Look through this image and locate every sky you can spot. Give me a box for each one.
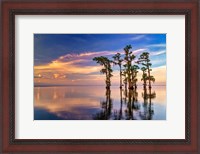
[34,34,166,86]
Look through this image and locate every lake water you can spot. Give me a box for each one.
[34,86,166,120]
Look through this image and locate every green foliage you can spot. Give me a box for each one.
[93,45,156,90]
[112,53,123,87]
[138,52,155,88]
[123,45,137,89]
[93,56,113,88]
[112,53,123,65]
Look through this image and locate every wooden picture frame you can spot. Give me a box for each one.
[1,0,199,153]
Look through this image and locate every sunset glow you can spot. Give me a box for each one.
[34,34,166,86]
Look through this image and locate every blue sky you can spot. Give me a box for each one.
[34,34,166,85]
[34,34,166,67]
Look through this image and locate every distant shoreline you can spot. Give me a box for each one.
[34,85,166,87]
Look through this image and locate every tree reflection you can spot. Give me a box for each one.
[93,89,112,120]
[124,89,140,120]
[113,88,123,120]
[140,87,156,120]
[118,89,123,120]
[93,86,156,120]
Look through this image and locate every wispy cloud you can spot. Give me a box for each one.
[132,48,147,55]
[56,48,147,63]
[146,43,166,48]
[57,51,117,62]
[130,35,147,41]
[35,60,101,75]
[150,50,166,56]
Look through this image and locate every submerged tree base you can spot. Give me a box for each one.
[128,87,134,90]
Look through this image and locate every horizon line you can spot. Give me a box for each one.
[34,84,166,87]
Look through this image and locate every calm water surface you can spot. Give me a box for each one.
[34,86,166,120]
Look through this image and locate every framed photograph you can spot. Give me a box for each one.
[1,0,199,153]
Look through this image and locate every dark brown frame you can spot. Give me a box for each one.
[1,0,199,153]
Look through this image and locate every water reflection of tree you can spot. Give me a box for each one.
[93,89,112,120]
[140,87,156,120]
[114,88,140,120]
[114,89,123,120]
[93,87,156,120]
[124,89,140,120]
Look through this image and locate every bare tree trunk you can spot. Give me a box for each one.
[148,88,152,120]
[142,71,146,90]
[105,69,109,89]
[119,89,123,119]
[125,81,127,90]
[119,65,122,89]
[147,67,151,89]
[128,71,133,89]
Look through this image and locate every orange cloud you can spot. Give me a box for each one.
[34,50,166,86]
